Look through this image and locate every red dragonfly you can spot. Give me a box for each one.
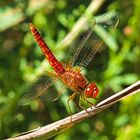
[21,12,118,113]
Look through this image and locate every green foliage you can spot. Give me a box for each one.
[0,0,140,139]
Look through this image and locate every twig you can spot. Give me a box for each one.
[7,81,140,140]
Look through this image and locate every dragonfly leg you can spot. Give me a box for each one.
[82,95,100,111]
[79,94,91,115]
[67,92,77,121]
[83,95,94,106]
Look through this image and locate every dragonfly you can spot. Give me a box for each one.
[20,12,118,114]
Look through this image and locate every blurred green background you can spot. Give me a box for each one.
[0,0,140,139]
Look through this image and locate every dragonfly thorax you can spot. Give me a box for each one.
[60,68,88,92]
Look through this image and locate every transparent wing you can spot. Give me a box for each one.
[19,73,58,105]
[71,11,119,68]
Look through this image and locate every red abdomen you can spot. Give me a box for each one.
[30,23,65,75]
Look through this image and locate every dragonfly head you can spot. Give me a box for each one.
[85,83,99,99]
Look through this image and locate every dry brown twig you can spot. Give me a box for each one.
[7,80,140,140]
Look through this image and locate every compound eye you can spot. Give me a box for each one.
[85,83,99,98]
[92,86,99,98]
